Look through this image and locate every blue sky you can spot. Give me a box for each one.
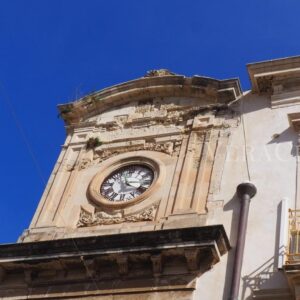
[0,0,299,243]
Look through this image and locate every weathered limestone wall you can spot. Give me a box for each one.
[21,95,239,243]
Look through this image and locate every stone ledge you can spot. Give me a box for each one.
[0,225,229,262]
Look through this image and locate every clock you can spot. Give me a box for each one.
[100,164,154,202]
[87,154,164,209]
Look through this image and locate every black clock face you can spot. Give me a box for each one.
[100,164,154,202]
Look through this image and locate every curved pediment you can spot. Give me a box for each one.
[58,70,242,126]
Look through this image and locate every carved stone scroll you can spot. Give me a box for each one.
[77,204,158,227]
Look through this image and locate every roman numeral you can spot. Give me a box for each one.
[127,167,135,174]
[101,188,113,197]
[112,174,120,180]
[102,182,112,188]
[142,179,151,185]
[137,186,147,193]
[111,192,118,198]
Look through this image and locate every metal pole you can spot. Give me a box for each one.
[229,182,257,300]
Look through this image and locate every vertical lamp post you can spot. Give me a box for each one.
[229,182,257,300]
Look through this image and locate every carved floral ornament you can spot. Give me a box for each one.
[77,204,158,227]
[76,140,182,171]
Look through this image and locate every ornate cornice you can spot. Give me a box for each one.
[58,74,242,126]
[248,56,300,108]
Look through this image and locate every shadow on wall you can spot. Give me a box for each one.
[222,192,290,299]
[237,91,270,115]
[241,254,288,299]
[267,126,298,157]
[242,200,290,299]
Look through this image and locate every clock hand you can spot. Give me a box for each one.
[125,177,141,188]
[128,178,151,185]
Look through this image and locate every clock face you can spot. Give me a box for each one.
[100,164,154,202]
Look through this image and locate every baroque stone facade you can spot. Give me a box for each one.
[3,58,300,299]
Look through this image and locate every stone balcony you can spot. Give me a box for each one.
[0,226,230,299]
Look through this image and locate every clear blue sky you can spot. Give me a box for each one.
[0,0,298,243]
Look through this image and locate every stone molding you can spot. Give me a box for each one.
[58,74,241,126]
[248,56,300,108]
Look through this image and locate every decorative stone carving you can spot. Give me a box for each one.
[77,204,158,227]
[248,58,300,108]
[144,69,176,77]
[256,76,274,94]
[94,140,182,163]
[63,162,76,172]
[78,158,92,170]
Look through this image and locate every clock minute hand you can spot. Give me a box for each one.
[125,177,141,188]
